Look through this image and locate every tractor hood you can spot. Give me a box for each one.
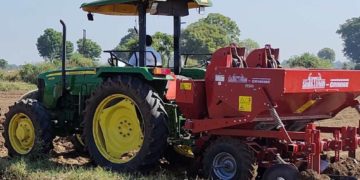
[81,0,212,16]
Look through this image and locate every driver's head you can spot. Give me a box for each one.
[146,35,153,46]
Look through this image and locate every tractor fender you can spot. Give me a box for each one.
[96,67,170,96]
[96,67,154,81]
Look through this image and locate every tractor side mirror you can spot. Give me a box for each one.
[87,12,94,21]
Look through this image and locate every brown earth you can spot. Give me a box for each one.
[0,91,360,178]
[299,169,331,180]
[323,158,360,178]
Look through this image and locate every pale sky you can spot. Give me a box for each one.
[0,0,359,65]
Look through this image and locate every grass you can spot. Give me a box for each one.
[0,157,177,180]
[0,81,36,91]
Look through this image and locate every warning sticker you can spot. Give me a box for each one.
[180,82,192,90]
[239,96,252,112]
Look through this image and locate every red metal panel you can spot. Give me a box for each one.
[165,74,176,100]
[203,66,360,123]
[284,70,360,93]
[246,45,280,68]
[175,80,207,119]
[185,117,254,133]
[209,129,306,140]
[205,67,285,119]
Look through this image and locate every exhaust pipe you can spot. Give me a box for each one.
[60,20,66,96]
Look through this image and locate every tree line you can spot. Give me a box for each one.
[36,28,102,61]
[32,13,360,69]
[1,13,360,84]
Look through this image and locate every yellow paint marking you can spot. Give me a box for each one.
[295,100,317,113]
[46,70,96,77]
[239,96,252,112]
[180,82,192,91]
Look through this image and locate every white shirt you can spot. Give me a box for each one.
[128,46,162,66]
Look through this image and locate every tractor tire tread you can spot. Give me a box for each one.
[203,137,257,180]
[82,75,168,172]
[3,99,53,157]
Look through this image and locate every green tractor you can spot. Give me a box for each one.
[3,0,211,172]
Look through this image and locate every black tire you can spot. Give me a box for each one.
[82,76,169,172]
[70,134,87,154]
[203,137,257,180]
[3,99,53,157]
[19,90,38,101]
[164,145,194,165]
[262,164,299,180]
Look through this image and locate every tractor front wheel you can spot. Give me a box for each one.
[202,137,257,180]
[83,76,169,172]
[3,99,53,156]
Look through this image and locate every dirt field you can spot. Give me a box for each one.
[0,91,360,179]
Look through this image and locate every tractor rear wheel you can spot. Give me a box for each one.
[70,134,87,153]
[3,99,53,156]
[202,137,257,180]
[82,76,169,172]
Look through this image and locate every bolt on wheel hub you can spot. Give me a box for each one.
[212,152,237,180]
[93,94,144,163]
[8,113,35,154]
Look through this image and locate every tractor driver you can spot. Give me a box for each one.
[129,35,162,67]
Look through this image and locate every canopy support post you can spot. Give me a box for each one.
[138,2,147,67]
[174,16,181,75]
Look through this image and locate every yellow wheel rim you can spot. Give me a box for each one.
[93,94,144,164]
[8,113,35,155]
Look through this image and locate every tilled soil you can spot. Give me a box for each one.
[1,91,360,178]
[323,158,360,178]
[299,158,360,180]
[299,169,331,180]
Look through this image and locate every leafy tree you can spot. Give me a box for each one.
[181,13,240,54]
[182,22,229,54]
[0,59,8,69]
[199,13,241,43]
[239,39,260,54]
[77,39,102,60]
[152,32,173,66]
[355,64,360,70]
[37,28,74,61]
[19,62,57,84]
[115,29,173,65]
[69,52,98,67]
[317,48,335,62]
[337,17,360,63]
[287,53,332,69]
[114,28,139,60]
[342,62,351,70]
